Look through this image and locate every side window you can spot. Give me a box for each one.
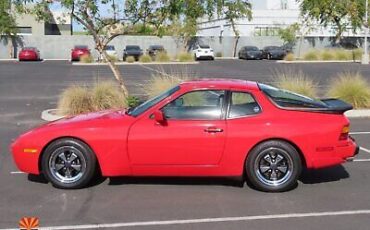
[228,92,261,118]
[162,90,225,120]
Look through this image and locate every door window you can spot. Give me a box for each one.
[228,92,261,118]
[162,90,225,120]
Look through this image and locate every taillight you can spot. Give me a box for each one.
[339,125,350,140]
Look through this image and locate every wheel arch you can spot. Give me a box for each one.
[38,136,102,175]
[245,138,307,169]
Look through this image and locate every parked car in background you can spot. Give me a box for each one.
[11,79,358,192]
[18,47,40,61]
[280,43,294,54]
[262,46,287,60]
[123,45,143,61]
[147,45,166,58]
[99,45,117,61]
[238,46,263,60]
[71,45,91,61]
[192,44,214,60]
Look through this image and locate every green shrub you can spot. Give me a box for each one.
[91,81,127,111]
[335,49,351,60]
[303,50,319,61]
[215,52,223,57]
[139,55,152,63]
[126,56,136,63]
[352,48,363,60]
[176,52,194,62]
[328,72,370,108]
[126,96,141,108]
[284,53,295,61]
[155,52,171,62]
[320,49,335,60]
[143,70,191,98]
[57,81,128,116]
[274,69,317,98]
[79,54,94,63]
[57,86,93,116]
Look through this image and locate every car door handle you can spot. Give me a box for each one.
[204,127,223,133]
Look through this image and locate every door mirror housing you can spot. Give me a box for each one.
[153,110,166,124]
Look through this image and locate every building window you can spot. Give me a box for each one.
[254,27,280,36]
[281,0,288,10]
[17,27,32,35]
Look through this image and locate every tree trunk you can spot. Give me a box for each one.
[101,50,129,97]
[233,36,240,57]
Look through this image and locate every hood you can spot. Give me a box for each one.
[49,109,126,127]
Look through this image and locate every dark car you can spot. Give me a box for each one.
[280,43,294,54]
[147,45,166,58]
[123,45,143,61]
[262,46,287,60]
[238,46,263,60]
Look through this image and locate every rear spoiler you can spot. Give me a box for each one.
[319,98,353,114]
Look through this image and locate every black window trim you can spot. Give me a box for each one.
[226,90,263,119]
[157,89,228,121]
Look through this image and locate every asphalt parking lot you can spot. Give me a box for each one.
[0,60,370,229]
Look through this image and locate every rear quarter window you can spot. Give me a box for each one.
[259,83,327,109]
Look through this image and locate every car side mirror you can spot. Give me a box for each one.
[153,110,166,124]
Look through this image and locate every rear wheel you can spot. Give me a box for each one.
[245,140,302,192]
[42,138,97,189]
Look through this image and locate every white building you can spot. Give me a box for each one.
[197,0,365,38]
[198,0,300,37]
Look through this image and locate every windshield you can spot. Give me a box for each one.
[150,45,163,50]
[75,45,88,49]
[247,46,259,51]
[126,46,140,50]
[104,45,115,50]
[259,83,327,108]
[128,86,180,117]
[199,45,210,49]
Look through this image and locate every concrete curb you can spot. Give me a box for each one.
[72,61,199,66]
[214,57,238,60]
[277,60,360,64]
[345,109,370,118]
[41,109,65,122]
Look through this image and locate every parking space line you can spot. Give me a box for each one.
[360,147,370,154]
[10,171,25,174]
[350,132,370,135]
[1,210,367,229]
[353,159,370,162]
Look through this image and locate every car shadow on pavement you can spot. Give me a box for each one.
[108,176,244,188]
[299,165,349,184]
[27,174,107,188]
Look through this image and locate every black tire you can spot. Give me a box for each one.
[41,138,97,189]
[245,140,302,192]
[267,53,271,60]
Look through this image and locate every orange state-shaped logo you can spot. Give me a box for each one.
[19,217,39,230]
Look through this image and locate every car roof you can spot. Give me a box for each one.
[180,79,259,91]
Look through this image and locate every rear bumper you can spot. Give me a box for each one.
[310,137,358,168]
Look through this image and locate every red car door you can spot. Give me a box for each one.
[128,90,227,165]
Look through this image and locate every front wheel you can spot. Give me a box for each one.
[245,140,302,192]
[42,138,97,189]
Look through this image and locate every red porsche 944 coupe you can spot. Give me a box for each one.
[11,79,358,192]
